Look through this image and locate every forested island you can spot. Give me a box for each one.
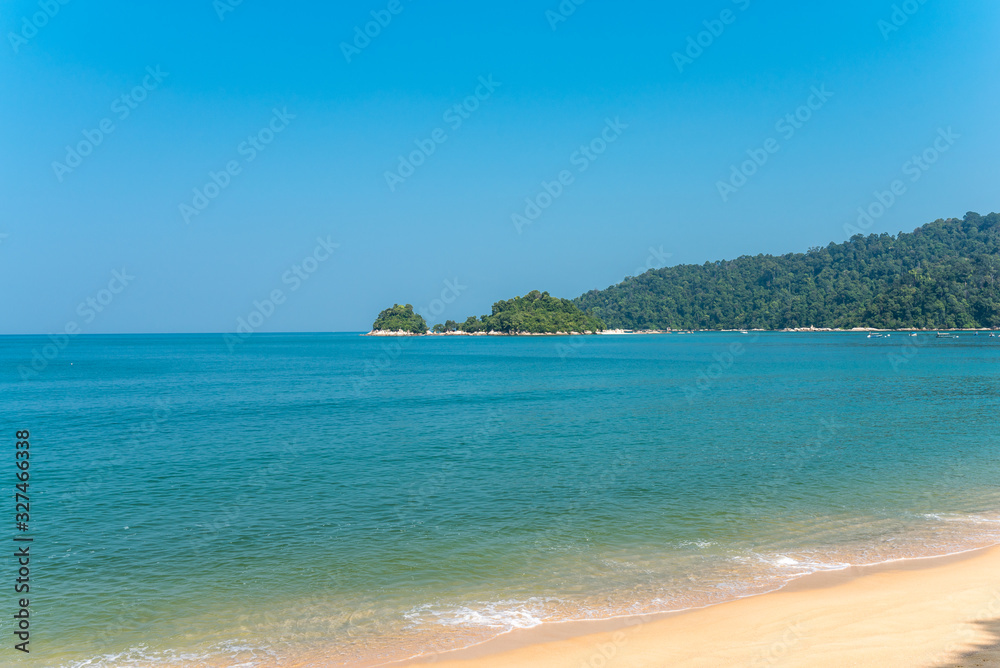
[371,304,428,334]
[578,211,999,330]
[370,212,999,334]
[455,291,605,333]
[369,291,605,335]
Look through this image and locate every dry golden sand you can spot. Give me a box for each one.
[391,545,1000,668]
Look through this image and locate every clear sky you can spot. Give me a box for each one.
[2,0,998,334]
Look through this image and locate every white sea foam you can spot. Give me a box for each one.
[739,551,852,575]
[923,512,1000,524]
[59,639,278,668]
[61,645,212,668]
[404,597,562,631]
[678,540,717,548]
[61,511,1000,668]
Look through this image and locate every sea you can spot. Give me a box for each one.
[3,331,1000,666]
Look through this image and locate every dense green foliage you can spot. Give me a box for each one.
[371,304,427,333]
[458,290,605,333]
[574,212,1000,330]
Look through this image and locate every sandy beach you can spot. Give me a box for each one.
[398,545,1000,668]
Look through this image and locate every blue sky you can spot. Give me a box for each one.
[2,0,998,333]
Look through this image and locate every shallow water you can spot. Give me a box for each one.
[2,331,1000,666]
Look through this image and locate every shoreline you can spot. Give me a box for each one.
[365,327,1000,336]
[385,544,1000,667]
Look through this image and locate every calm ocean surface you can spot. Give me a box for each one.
[3,332,1000,666]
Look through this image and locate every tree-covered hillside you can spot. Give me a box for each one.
[371,304,427,333]
[574,212,1000,330]
[459,290,605,334]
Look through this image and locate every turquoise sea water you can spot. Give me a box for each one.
[3,332,1000,666]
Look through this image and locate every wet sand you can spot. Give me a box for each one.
[392,545,1000,667]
